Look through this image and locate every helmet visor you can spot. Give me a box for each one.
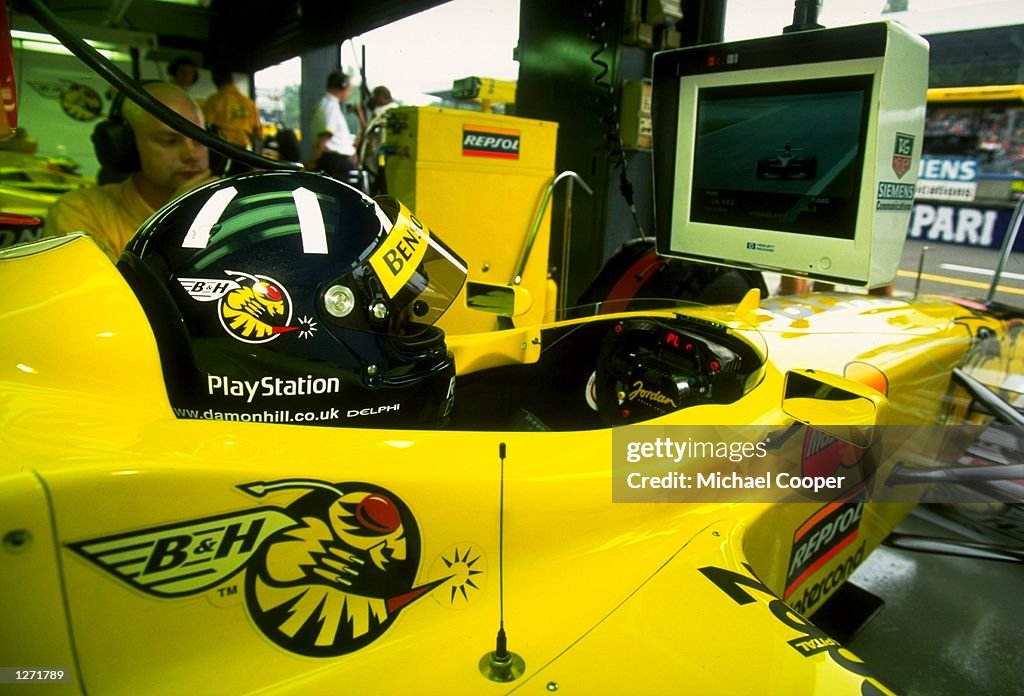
[369,197,467,333]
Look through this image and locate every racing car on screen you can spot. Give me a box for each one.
[756,143,818,179]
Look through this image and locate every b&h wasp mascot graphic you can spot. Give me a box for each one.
[222,276,288,339]
[243,481,447,657]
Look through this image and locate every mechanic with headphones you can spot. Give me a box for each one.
[306,70,358,182]
[44,81,216,258]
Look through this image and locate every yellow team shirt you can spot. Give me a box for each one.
[203,84,261,149]
[44,176,155,258]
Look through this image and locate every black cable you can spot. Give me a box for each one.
[585,0,646,238]
[358,44,372,122]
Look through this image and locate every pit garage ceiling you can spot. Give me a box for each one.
[15,0,450,71]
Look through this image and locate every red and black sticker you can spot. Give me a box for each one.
[67,479,484,658]
[462,125,520,160]
[801,428,867,478]
[0,212,43,248]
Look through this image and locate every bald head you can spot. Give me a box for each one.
[123,81,209,209]
[122,81,203,131]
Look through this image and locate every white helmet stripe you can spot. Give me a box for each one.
[182,186,238,249]
[292,187,329,255]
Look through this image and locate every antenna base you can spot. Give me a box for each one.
[479,650,526,682]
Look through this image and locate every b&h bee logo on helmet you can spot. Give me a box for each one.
[67,479,486,657]
[179,271,318,343]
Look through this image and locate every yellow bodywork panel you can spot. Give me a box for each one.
[0,237,1016,695]
[384,106,558,335]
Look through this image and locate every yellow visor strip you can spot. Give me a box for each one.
[369,202,431,298]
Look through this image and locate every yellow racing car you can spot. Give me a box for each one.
[2,169,1023,694]
[2,3,1022,694]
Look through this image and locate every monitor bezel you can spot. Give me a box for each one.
[652,23,911,288]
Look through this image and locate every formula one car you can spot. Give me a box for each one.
[0,163,92,195]
[756,143,818,179]
[0,154,94,247]
[4,3,1024,694]
[3,170,1024,695]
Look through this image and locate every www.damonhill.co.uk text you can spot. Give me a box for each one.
[622,437,845,493]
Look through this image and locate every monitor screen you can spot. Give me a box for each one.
[652,22,929,288]
[691,76,871,240]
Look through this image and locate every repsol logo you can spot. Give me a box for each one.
[463,127,520,159]
[786,497,864,595]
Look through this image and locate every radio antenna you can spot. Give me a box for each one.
[479,442,526,682]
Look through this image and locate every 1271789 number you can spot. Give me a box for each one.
[0,668,69,683]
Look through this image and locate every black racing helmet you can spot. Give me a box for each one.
[118,170,467,428]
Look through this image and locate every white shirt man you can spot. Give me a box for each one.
[308,71,356,180]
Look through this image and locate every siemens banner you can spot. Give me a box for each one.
[915,155,978,202]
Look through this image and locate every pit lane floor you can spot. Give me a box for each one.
[843,504,1024,696]
[895,239,1024,304]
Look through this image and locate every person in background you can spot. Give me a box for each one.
[45,82,214,258]
[370,86,398,118]
[307,70,356,182]
[359,85,400,189]
[168,56,199,92]
[203,64,262,153]
[354,84,398,133]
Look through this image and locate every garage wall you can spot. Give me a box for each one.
[516,0,726,304]
[10,49,117,179]
[516,0,625,306]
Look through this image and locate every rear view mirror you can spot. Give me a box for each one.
[782,369,889,447]
[465,281,532,317]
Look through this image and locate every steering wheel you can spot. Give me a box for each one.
[593,319,696,426]
[593,316,763,426]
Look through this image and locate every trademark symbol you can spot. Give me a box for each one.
[207,581,243,608]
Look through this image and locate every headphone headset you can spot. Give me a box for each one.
[91,81,162,174]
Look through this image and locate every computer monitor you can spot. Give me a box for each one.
[652,22,929,288]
